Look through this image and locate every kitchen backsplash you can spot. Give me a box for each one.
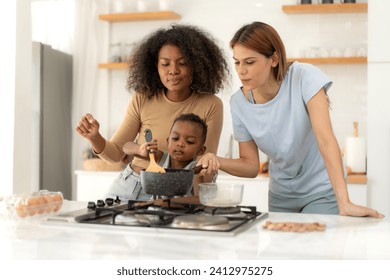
[105,0,368,158]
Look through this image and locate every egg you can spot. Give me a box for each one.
[52,193,63,212]
[43,194,56,213]
[15,200,28,218]
[26,196,39,216]
[36,195,46,214]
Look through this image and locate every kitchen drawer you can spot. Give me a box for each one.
[347,183,367,207]
[216,173,269,213]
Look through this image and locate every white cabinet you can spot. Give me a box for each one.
[75,170,120,201]
[347,183,368,206]
[216,174,269,213]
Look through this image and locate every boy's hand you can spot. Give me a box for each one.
[139,139,158,157]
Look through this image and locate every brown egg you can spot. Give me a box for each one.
[36,195,46,214]
[52,193,63,212]
[15,200,28,218]
[43,194,56,212]
[27,196,39,216]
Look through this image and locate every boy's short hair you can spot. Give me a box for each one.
[171,113,208,144]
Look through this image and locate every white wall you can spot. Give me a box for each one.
[367,0,390,219]
[0,0,33,197]
[0,1,17,197]
[14,0,33,195]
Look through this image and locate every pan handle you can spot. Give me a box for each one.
[193,165,204,174]
[193,166,218,182]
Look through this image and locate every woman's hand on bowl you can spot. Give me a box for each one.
[197,153,220,176]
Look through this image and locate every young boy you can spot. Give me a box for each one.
[105,113,214,200]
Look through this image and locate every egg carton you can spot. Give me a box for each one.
[1,190,63,220]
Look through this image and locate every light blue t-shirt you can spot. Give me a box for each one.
[230,62,333,198]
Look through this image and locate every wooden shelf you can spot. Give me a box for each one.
[98,62,128,69]
[287,56,367,64]
[282,3,367,14]
[99,11,181,22]
[347,174,367,184]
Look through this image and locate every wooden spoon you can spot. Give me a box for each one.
[144,129,166,173]
[146,151,166,173]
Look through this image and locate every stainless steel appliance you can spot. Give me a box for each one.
[32,42,73,199]
[46,197,268,236]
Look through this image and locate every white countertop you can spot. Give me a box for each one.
[1,200,389,260]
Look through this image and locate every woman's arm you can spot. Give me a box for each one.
[307,89,384,218]
[98,96,144,163]
[76,113,106,154]
[197,140,260,178]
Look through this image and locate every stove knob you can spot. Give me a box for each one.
[105,197,114,206]
[87,201,96,210]
[114,196,121,204]
[96,199,105,207]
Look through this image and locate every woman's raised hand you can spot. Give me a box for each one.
[76,113,100,141]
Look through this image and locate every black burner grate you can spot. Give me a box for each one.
[79,198,266,233]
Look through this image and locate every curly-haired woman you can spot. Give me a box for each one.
[76,24,230,200]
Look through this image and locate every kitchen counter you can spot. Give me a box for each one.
[1,200,389,260]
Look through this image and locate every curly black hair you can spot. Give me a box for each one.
[171,113,208,144]
[126,24,230,98]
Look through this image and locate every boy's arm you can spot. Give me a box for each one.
[123,140,163,162]
[123,141,142,156]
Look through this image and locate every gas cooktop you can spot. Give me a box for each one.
[45,197,268,236]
